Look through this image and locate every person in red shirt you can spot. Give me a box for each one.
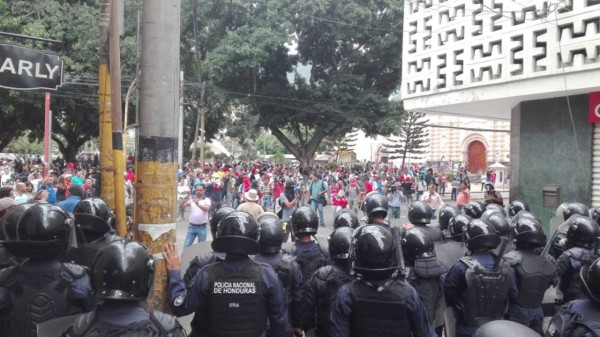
[332,190,348,213]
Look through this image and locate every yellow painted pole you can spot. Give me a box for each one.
[99,0,115,209]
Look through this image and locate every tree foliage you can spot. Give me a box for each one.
[383,111,430,168]
[184,0,404,167]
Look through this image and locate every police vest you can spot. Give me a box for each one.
[504,250,556,308]
[0,262,87,337]
[351,279,412,337]
[545,300,600,337]
[457,256,511,327]
[407,255,446,326]
[272,254,297,302]
[314,265,352,336]
[559,247,598,302]
[69,310,184,337]
[284,243,328,282]
[206,260,267,337]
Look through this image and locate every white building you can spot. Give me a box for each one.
[400,0,600,224]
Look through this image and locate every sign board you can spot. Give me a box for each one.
[0,44,63,90]
[589,91,600,123]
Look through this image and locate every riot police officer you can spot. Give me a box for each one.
[333,209,359,229]
[282,206,329,282]
[63,197,120,268]
[0,203,94,337]
[463,201,486,219]
[403,228,446,336]
[303,227,354,337]
[504,217,557,334]
[254,212,302,336]
[0,202,34,269]
[438,205,460,239]
[562,202,590,221]
[546,257,600,337]
[330,225,436,337]
[481,209,515,254]
[364,192,389,227]
[484,203,507,218]
[508,200,529,218]
[182,206,235,284]
[444,218,517,337]
[555,215,600,303]
[56,240,185,336]
[408,201,443,242]
[164,211,288,337]
[475,320,542,337]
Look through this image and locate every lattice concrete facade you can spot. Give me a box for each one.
[402,0,600,119]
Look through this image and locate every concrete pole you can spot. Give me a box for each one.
[98,0,115,209]
[110,0,127,237]
[178,71,184,168]
[135,0,180,311]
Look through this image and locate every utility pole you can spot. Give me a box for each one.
[178,71,184,169]
[135,0,180,311]
[99,0,115,209]
[192,0,205,168]
[109,0,127,236]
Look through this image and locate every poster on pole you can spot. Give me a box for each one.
[0,44,63,90]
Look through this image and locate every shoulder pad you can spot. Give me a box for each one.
[150,310,179,332]
[0,265,17,285]
[459,256,479,269]
[281,253,296,264]
[196,252,218,268]
[317,243,330,258]
[282,244,298,255]
[62,263,88,279]
[72,311,96,336]
[502,251,522,266]
[414,256,446,278]
[316,265,334,281]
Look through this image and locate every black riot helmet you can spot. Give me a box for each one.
[485,203,507,218]
[565,215,600,249]
[328,227,353,260]
[352,225,397,280]
[581,257,600,305]
[402,228,434,262]
[334,209,359,229]
[474,320,541,337]
[513,217,546,249]
[2,202,36,241]
[256,212,284,254]
[448,214,471,242]
[364,192,388,221]
[438,205,460,231]
[481,210,510,237]
[463,201,485,219]
[408,201,432,225]
[463,218,500,251]
[92,240,155,301]
[291,206,319,237]
[508,200,529,218]
[73,197,113,244]
[592,207,600,227]
[563,202,590,221]
[8,204,71,260]
[209,206,235,238]
[212,211,260,255]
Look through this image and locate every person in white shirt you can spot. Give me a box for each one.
[420,183,444,219]
[181,184,211,248]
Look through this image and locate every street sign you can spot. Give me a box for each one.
[0,44,63,90]
[589,91,600,123]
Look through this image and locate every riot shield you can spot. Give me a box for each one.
[37,315,80,337]
[433,240,466,270]
[180,241,215,275]
[444,306,456,337]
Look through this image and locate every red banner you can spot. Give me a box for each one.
[590,92,600,123]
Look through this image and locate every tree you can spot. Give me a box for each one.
[184,0,404,167]
[323,129,358,163]
[383,111,430,168]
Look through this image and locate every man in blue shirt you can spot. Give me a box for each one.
[56,185,83,213]
[39,174,57,204]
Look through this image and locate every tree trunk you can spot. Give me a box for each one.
[269,126,325,169]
